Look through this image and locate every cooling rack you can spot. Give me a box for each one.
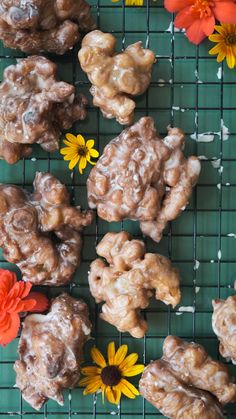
[0,0,236,418]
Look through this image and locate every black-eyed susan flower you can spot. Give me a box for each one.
[60,133,99,174]
[209,24,236,69]
[79,342,144,404]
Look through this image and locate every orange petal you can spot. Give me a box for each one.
[24,292,49,312]
[175,7,196,29]
[214,2,236,24]
[164,0,193,13]
[0,269,16,295]
[0,313,20,346]
[186,19,211,44]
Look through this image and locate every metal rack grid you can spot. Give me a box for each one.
[0,0,236,418]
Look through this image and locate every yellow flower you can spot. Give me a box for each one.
[60,133,99,174]
[79,342,144,404]
[209,24,236,69]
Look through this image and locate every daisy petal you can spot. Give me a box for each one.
[76,134,85,146]
[214,24,227,36]
[63,140,79,149]
[121,364,144,377]
[226,51,236,69]
[86,139,95,149]
[83,378,102,395]
[217,51,226,62]
[108,342,115,365]
[106,386,116,404]
[114,345,128,365]
[60,147,74,155]
[119,353,138,370]
[208,34,223,43]
[81,366,102,376]
[69,155,80,170]
[79,156,87,174]
[65,133,77,143]
[79,376,98,386]
[89,148,99,158]
[63,153,78,161]
[91,346,107,368]
[209,44,222,55]
[119,378,138,399]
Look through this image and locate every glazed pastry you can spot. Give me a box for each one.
[78,30,155,125]
[162,335,236,405]
[0,172,93,286]
[139,359,224,419]
[139,335,236,418]
[14,293,91,410]
[89,231,181,338]
[87,117,201,242]
[0,56,87,164]
[212,296,236,364]
[0,0,95,54]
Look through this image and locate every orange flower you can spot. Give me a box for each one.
[0,269,48,346]
[164,0,236,45]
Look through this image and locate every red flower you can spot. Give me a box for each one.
[164,0,236,44]
[0,269,48,346]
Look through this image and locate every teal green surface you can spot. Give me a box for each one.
[0,0,236,417]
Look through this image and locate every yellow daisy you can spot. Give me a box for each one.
[209,24,236,69]
[60,133,99,174]
[79,342,144,404]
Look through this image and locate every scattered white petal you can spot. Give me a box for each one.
[172,106,180,111]
[211,158,221,169]
[198,155,208,160]
[165,22,184,32]
[31,157,37,162]
[218,166,223,174]
[227,233,236,238]
[176,312,183,316]
[193,260,200,270]
[191,132,215,142]
[210,259,215,263]
[157,78,165,87]
[217,67,223,80]
[218,250,222,260]
[217,183,221,190]
[181,205,186,211]
[110,412,117,416]
[178,306,195,313]
[195,286,200,293]
[220,119,230,141]
[226,182,230,186]
[68,393,72,401]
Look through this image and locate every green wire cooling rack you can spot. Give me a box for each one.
[0,0,236,418]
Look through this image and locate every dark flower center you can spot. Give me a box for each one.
[78,146,87,156]
[225,34,236,46]
[101,366,121,386]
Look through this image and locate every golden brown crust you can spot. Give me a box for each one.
[87,117,201,242]
[162,335,236,404]
[14,293,91,410]
[88,231,181,338]
[212,296,236,364]
[0,172,93,285]
[139,360,224,419]
[0,56,87,164]
[78,30,155,124]
[0,0,95,54]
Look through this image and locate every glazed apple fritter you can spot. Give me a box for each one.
[89,231,181,338]
[0,172,93,286]
[0,0,95,54]
[78,30,156,125]
[162,335,236,405]
[87,117,201,242]
[139,360,224,419]
[0,56,87,164]
[139,335,236,418]
[14,293,91,410]
[212,296,236,364]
